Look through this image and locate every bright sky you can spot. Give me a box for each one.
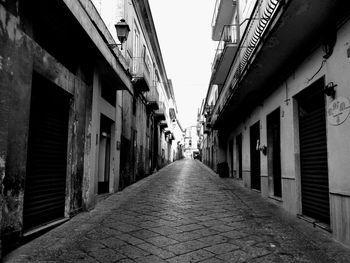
[148,0,218,129]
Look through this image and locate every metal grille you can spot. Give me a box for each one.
[23,75,69,231]
[299,85,330,224]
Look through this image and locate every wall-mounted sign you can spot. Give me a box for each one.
[327,97,350,126]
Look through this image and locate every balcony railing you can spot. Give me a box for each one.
[146,81,159,100]
[145,85,160,111]
[210,0,281,127]
[211,0,237,41]
[211,25,239,85]
[155,101,166,121]
[203,120,211,134]
[211,0,221,27]
[130,57,151,92]
[158,101,165,112]
[212,25,238,72]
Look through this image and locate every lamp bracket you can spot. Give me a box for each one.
[324,82,337,99]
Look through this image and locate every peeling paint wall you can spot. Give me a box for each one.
[0,2,33,252]
[119,90,150,189]
[0,2,10,255]
[120,91,132,189]
[0,0,94,253]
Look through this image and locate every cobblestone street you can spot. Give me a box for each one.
[5,160,350,263]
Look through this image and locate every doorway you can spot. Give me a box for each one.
[267,108,282,197]
[298,78,330,224]
[23,73,70,231]
[98,114,113,194]
[250,122,261,190]
[236,133,243,179]
[211,146,214,170]
[132,129,137,182]
[229,139,233,177]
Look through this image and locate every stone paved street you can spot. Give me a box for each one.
[4,160,350,263]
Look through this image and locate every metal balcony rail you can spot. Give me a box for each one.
[212,0,281,120]
[211,0,221,27]
[235,0,280,82]
[154,100,166,121]
[211,0,237,27]
[130,57,151,86]
[145,84,159,103]
[211,24,239,72]
[158,101,165,112]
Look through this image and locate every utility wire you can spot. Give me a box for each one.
[306,59,327,83]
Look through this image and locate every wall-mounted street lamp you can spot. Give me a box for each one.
[108,19,130,50]
[324,82,337,99]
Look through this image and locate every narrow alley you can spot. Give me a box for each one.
[5,160,350,263]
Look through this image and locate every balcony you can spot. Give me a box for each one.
[159,121,168,130]
[212,0,237,41]
[203,121,211,134]
[146,85,159,112]
[169,108,176,120]
[211,25,238,85]
[165,130,175,141]
[211,0,338,129]
[130,57,151,93]
[155,101,166,121]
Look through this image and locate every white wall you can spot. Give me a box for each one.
[224,18,350,246]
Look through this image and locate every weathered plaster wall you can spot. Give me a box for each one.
[83,70,101,209]
[82,75,95,210]
[135,100,147,180]
[1,3,34,248]
[120,90,133,189]
[326,20,350,195]
[324,20,350,246]
[67,77,89,215]
[113,103,122,191]
[0,2,92,251]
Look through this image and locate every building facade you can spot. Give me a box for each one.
[201,0,350,247]
[0,0,179,256]
[183,126,200,159]
[92,0,183,184]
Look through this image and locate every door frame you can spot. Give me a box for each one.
[236,133,243,179]
[267,108,282,198]
[295,77,330,225]
[250,121,261,190]
[23,73,71,231]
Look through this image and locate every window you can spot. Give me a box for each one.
[133,24,140,58]
[133,23,140,73]
[142,45,146,60]
[155,70,160,87]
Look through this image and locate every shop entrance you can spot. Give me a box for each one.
[98,114,113,194]
[267,108,282,197]
[236,133,243,179]
[23,73,70,231]
[298,78,330,224]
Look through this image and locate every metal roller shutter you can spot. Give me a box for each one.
[299,81,330,225]
[23,74,70,231]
